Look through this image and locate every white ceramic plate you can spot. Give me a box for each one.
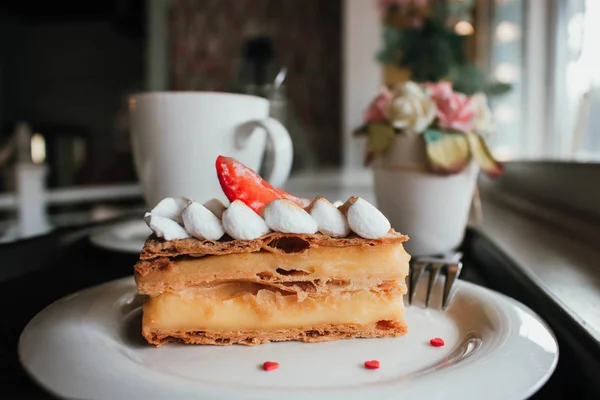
[89,220,150,253]
[19,277,558,400]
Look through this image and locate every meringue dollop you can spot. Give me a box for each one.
[263,199,318,234]
[203,198,227,219]
[182,202,225,241]
[144,212,191,240]
[343,197,391,239]
[150,197,190,223]
[307,197,350,238]
[222,200,271,240]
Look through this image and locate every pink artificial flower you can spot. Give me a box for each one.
[364,86,392,124]
[425,81,475,133]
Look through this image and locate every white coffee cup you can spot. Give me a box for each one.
[129,92,293,207]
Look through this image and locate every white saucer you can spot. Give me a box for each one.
[89,219,150,253]
[19,277,558,400]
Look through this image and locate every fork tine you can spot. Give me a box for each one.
[425,263,442,307]
[442,261,463,310]
[409,262,425,305]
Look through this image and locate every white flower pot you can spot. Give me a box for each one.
[372,133,478,257]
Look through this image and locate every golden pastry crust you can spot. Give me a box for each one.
[139,230,409,261]
[142,320,408,347]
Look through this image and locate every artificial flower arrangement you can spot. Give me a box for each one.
[356,80,504,177]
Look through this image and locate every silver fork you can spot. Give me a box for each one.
[408,252,463,310]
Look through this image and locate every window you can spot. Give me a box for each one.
[485,0,600,161]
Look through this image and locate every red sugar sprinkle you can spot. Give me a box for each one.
[364,360,380,369]
[263,361,279,371]
[429,337,445,347]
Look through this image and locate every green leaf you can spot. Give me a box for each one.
[451,63,485,95]
[423,129,470,174]
[377,26,404,65]
[353,124,369,136]
[392,19,466,83]
[485,81,513,96]
[366,123,396,154]
[465,131,504,177]
[423,129,445,143]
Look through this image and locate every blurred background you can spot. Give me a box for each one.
[0,0,598,241]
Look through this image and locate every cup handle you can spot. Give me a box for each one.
[235,117,293,188]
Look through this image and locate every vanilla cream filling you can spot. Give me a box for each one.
[143,287,405,331]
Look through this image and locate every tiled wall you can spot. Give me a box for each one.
[169,0,342,166]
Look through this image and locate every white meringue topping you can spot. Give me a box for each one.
[144,212,191,240]
[146,194,394,242]
[150,197,190,223]
[203,198,226,219]
[182,202,225,241]
[344,197,391,239]
[263,199,318,234]
[222,200,271,240]
[307,197,350,238]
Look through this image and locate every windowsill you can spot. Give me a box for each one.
[473,160,600,346]
[473,187,600,344]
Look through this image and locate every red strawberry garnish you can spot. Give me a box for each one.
[215,156,306,214]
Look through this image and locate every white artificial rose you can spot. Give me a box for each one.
[387,81,436,133]
[471,92,494,133]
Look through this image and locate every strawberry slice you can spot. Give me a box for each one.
[215,156,306,213]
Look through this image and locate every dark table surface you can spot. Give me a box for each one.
[0,222,598,399]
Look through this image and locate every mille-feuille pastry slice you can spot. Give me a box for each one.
[134,156,410,346]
